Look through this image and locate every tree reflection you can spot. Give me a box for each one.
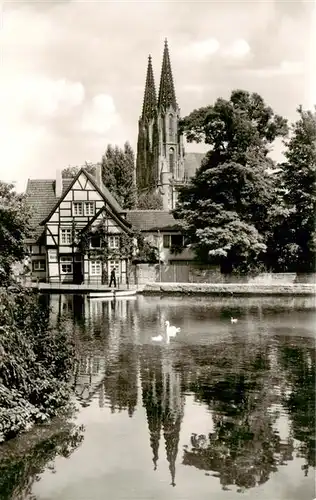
[181,341,295,491]
[277,339,315,472]
[0,419,84,500]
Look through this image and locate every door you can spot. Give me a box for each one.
[73,255,83,284]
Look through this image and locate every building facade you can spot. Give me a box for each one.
[136,40,204,211]
[25,168,194,284]
[25,167,134,285]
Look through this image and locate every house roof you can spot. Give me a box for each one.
[42,168,123,224]
[126,210,181,232]
[25,168,124,241]
[25,179,57,240]
[183,152,205,179]
[84,170,122,213]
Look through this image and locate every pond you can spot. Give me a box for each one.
[0,294,315,500]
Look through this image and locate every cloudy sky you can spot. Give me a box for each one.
[0,0,315,192]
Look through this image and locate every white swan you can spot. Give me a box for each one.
[165,320,181,337]
[231,317,238,324]
[152,334,164,342]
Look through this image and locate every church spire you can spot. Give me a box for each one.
[141,55,157,120]
[158,39,177,111]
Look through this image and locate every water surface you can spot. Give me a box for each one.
[1,294,315,500]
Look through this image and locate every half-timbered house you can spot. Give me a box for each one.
[25,167,133,285]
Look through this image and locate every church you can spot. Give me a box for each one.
[136,39,204,211]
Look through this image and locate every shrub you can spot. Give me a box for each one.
[0,286,75,442]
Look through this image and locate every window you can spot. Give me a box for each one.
[60,256,73,274]
[32,260,46,271]
[90,235,101,248]
[171,234,183,247]
[169,147,175,175]
[84,202,95,216]
[169,114,174,139]
[60,228,72,244]
[163,235,170,248]
[73,202,83,216]
[109,260,120,273]
[90,260,102,275]
[72,202,95,216]
[108,235,120,249]
[163,234,184,249]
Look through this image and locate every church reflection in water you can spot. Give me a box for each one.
[48,294,315,492]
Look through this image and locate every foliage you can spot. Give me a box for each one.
[101,142,137,209]
[76,216,158,283]
[0,286,75,442]
[0,182,32,284]
[62,162,95,179]
[174,90,288,273]
[272,107,316,272]
[137,190,163,210]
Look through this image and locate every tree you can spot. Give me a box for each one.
[62,143,137,210]
[62,162,95,179]
[137,190,163,210]
[0,181,31,283]
[101,142,137,209]
[276,107,316,272]
[174,90,288,273]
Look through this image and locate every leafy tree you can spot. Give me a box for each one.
[274,107,316,272]
[101,142,137,209]
[137,190,163,210]
[0,181,32,284]
[62,162,95,178]
[174,90,288,273]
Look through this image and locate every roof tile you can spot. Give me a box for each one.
[126,210,181,232]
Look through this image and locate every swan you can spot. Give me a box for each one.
[152,330,172,344]
[165,320,181,337]
[231,317,238,324]
[152,334,164,342]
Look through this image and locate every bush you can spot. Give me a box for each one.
[0,286,75,442]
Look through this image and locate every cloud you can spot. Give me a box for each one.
[0,0,311,192]
[180,38,220,60]
[12,77,84,119]
[81,94,120,135]
[244,60,304,78]
[223,39,251,59]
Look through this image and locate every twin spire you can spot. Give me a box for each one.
[141,39,177,119]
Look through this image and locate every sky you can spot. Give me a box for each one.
[0,0,315,193]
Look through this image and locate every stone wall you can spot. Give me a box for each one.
[141,282,316,296]
[131,263,316,286]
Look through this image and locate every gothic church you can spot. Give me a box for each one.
[136,40,204,211]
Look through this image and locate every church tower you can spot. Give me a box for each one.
[136,55,159,194]
[136,40,184,211]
